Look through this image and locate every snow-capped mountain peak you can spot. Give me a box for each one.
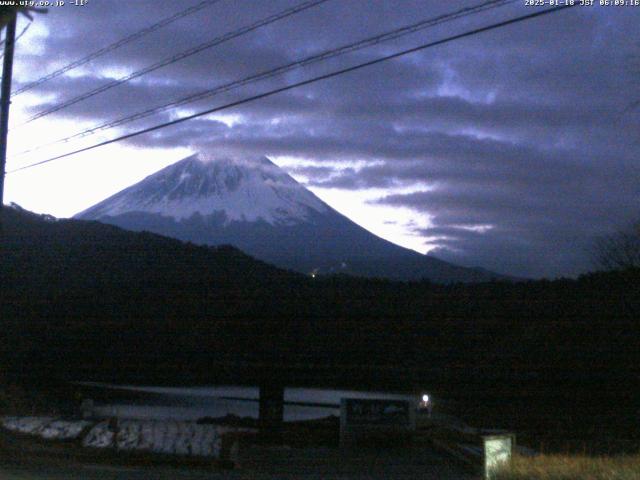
[77,154,327,225]
[77,152,503,283]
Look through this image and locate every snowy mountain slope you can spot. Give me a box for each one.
[78,155,327,225]
[76,154,501,283]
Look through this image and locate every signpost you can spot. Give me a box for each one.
[0,11,16,219]
[0,6,46,229]
[483,434,513,479]
[258,382,284,443]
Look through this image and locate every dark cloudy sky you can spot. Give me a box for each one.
[5,0,639,279]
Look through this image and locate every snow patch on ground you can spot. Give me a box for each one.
[2,416,253,458]
[82,419,248,457]
[1,416,91,440]
[81,420,115,448]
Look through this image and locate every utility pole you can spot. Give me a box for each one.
[0,11,17,226]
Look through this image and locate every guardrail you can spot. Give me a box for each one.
[422,421,514,479]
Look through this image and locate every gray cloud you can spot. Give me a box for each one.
[12,0,640,278]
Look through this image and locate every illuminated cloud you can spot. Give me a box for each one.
[6,0,640,278]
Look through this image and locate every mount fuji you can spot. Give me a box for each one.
[76,154,500,283]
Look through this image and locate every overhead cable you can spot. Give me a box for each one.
[8,5,577,174]
[20,0,331,124]
[12,0,225,96]
[13,0,517,157]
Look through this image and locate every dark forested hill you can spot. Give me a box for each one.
[1,204,419,385]
[2,204,639,450]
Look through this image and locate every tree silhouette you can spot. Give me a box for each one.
[593,221,640,271]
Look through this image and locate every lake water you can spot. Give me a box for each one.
[87,384,418,422]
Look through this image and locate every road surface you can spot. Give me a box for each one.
[0,445,477,479]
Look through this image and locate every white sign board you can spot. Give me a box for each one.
[483,435,512,479]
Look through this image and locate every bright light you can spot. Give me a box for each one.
[422,394,429,403]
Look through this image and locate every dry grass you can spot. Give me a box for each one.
[495,453,640,480]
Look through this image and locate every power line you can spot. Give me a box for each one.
[19,0,331,125]
[0,20,31,61]
[13,0,517,158]
[8,4,577,175]
[11,0,224,97]
[0,19,31,51]
[15,0,515,155]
